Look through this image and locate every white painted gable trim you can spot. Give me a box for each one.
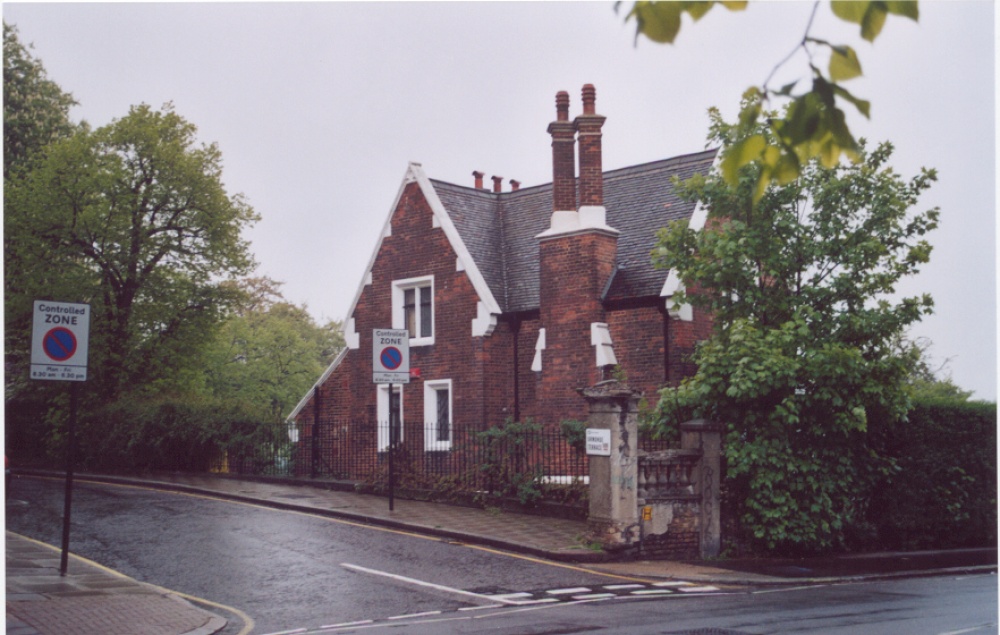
[658,198,708,323]
[341,165,418,341]
[408,163,503,322]
[657,150,717,321]
[341,163,503,347]
[286,346,349,422]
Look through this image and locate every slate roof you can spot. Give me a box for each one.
[431,148,717,314]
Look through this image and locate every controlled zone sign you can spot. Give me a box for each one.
[373,329,409,384]
[31,301,91,382]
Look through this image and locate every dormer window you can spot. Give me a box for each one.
[393,275,434,346]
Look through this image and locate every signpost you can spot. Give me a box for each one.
[373,329,409,510]
[30,301,90,576]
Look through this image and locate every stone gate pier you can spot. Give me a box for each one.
[581,380,721,559]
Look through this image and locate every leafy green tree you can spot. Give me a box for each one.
[205,277,344,422]
[5,103,258,401]
[3,21,78,179]
[651,106,938,552]
[621,1,919,201]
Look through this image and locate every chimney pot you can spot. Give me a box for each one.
[555,90,570,122]
[491,175,503,193]
[575,84,605,208]
[472,170,484,189]
[582,84,596,115]
[509,179,521,192]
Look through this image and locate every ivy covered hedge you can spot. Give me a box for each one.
[869,398,996,550]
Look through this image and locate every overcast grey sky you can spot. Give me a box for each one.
[4,1,996,400]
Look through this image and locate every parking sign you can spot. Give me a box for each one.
[31,301,90,382]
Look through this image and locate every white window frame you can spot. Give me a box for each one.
[377,384,404,452]
[423,379,453,451]
[392,275,435,346]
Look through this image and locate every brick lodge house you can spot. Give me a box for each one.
[287,85,715,479]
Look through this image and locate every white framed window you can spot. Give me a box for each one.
[423,379,452,451]
[392,275,434,346]
[377,384,404,451]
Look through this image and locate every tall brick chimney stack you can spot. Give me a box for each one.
[472,170,484,189]
[535,85,620,420]
[548,91,577,222]
[575,84,607,226]
[491,175,504,193]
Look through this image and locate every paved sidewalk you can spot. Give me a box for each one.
[6,532,226,635]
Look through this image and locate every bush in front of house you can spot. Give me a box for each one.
[868,398,996,550]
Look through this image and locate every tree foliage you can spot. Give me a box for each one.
[3,21,78,179]
[620,1,920,201]
[204,277,345,422]
[5,103,259,401]
[651,107,938,552]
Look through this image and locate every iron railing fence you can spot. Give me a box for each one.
[291,420,589,486]
[216,419,679,495]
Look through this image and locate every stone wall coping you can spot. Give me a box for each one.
[577,379,644,401]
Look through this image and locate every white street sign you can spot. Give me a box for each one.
[373,328,409,384]
[31,300,91,382]
[586,428,612,456]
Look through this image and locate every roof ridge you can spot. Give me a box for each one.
[428,148,718,194]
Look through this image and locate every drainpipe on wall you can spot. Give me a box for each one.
[512,317,521,422]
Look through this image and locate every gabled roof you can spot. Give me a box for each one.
[433,148,718,313]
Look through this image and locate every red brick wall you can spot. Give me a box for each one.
[606,304,665,399]
[296,181,505,437]
[535,230,617,425]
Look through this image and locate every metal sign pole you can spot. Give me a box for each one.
[59,382,78,576]
[388,383,395,512]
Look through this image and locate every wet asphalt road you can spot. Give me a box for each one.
[6,476,633,633]
[7,476,997,635]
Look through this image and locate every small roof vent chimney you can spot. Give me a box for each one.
[491,175,503,193]
[472,170,484,189]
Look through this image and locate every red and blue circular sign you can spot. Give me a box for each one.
[380,346,403,371]
[43,327,78,362]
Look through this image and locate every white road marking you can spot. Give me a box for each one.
[546,586,592,595]
[630,589,676,595]
[317,620,373,629]
[487,592,533,600]
[341,562,522,605]
[387,611,443,620]
[572,593,617,600]
[937,626,999,635]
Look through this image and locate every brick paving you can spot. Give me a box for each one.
[6,532,226,635]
